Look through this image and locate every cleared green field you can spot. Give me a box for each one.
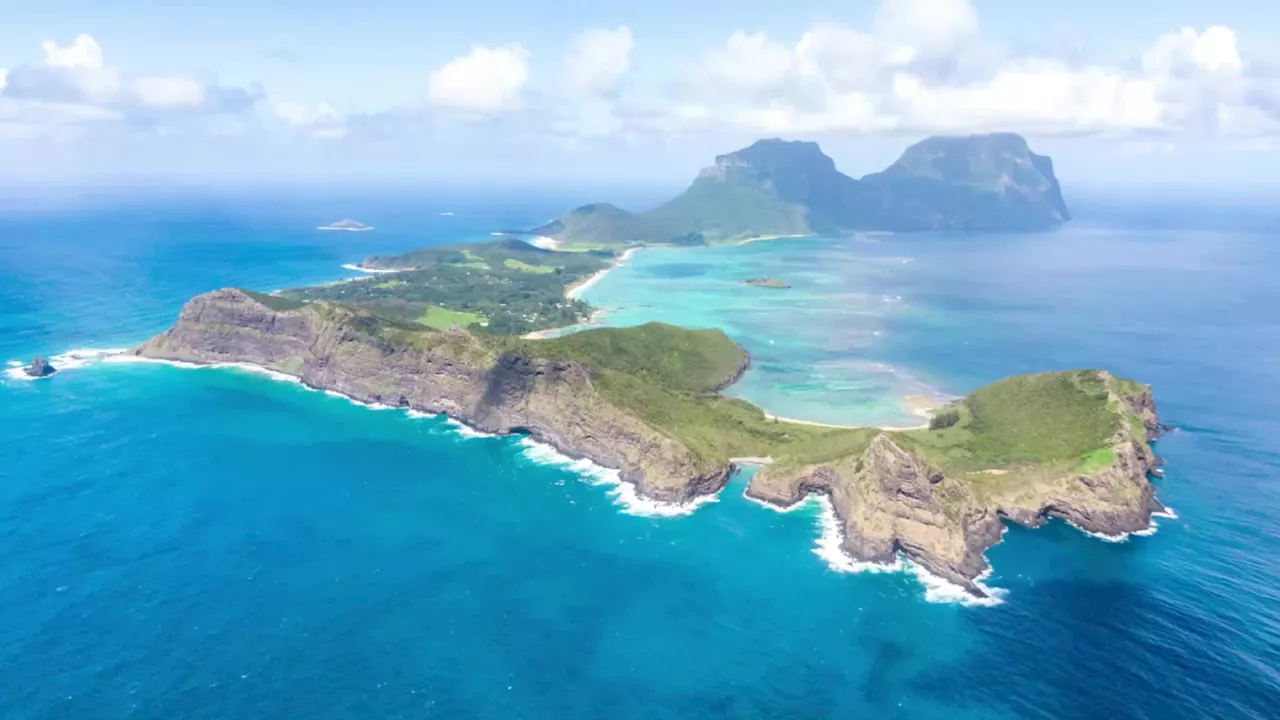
[415,305,486,330]
[504,258,557,274]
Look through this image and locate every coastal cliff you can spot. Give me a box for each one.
[138,290,1165,597]
[136,289,727,501]
[747,376,1164,594]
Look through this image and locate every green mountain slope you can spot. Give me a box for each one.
[535,133,1071,248]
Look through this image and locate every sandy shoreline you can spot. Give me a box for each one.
[732,233,810,246]
[763,410,930,432]
[521,247,641,339]
[567,247,640,300]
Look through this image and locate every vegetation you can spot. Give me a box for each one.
[533,134,1069,249]
[928,406,961,430]
[504,258,556,274]
[284,239,610,335]
[898,371,1124,475]
[415,306,486,330]
[241,290,305,312]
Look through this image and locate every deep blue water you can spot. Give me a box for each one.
[1,192,1278,719]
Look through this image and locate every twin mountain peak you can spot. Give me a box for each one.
[536,132,1071,247]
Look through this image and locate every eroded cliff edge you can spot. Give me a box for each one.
[137,289,1165,597]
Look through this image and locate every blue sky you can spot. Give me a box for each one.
[1,0,1279,189]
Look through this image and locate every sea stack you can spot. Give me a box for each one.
[24,357,56,378]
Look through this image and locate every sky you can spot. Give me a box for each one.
[2,0,1279,191]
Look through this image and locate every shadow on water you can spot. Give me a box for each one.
[915,578,1279,720]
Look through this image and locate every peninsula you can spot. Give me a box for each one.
[318,219,373,231]
[135,289,1166,597]
[534,132,1071,248]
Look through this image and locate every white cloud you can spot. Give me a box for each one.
[625,0,1280,139]
[270,98,345,139]
[562,26,633,96]
[132,75,207,109]
[872,0,978,55]
[428,44,529,111]
[42,34,105,70]
[0,33,262,138]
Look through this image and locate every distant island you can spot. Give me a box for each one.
[744,277,790,289]
[318,219,373,232]
[533,132,1071,249]
[139,131,1169,598]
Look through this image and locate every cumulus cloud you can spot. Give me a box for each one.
[0,33,262,138]
[428,44,529,111]
[610,0,1280,140]
[562,26,634,96]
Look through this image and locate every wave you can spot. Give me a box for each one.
[4,347,130,381]
[1065,507,1178,543]
[757,491,1008,607]
[443,417,497,439]
[517,437,718,518]
[340,264,412,274]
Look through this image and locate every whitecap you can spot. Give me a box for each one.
[517,437,716,517]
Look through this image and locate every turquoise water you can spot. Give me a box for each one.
[2,193,1278,718]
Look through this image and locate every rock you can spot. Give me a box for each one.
[743,277,790,288]
[24,356,56,378]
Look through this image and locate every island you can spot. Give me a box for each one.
[318,219,373,232]
[532,132,1071,248]
[743,278,790,289]
[134,288,1166,598]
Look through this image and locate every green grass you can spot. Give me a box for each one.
[415,305,486,330]
[504,258,557,274]
[522,323,746,393]
[1075,447,1118,474]
[375,279,406,289]
[899,371,1123,474]
[241,289,306,312]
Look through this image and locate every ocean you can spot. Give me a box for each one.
[1,189,1277,719]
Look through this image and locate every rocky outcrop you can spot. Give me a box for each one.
[747,383,1166,597]
[135,289,728,503]
[24,356,56,378]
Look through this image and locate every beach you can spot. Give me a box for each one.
[522,247,641,339]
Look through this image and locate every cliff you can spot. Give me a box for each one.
[138,291,1165,597]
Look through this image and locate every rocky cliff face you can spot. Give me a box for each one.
[747,382,1165,597]
[136,289,728,502]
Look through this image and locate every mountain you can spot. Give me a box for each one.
[535,133,1070,247]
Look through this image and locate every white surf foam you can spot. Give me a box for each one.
[779,494,1007,606]
[909,561,1007,608]
[4,348,130,380]
[340,263,413,274]
[517,437,717,517]
[811,496,908,575]
[443,417,497,439]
